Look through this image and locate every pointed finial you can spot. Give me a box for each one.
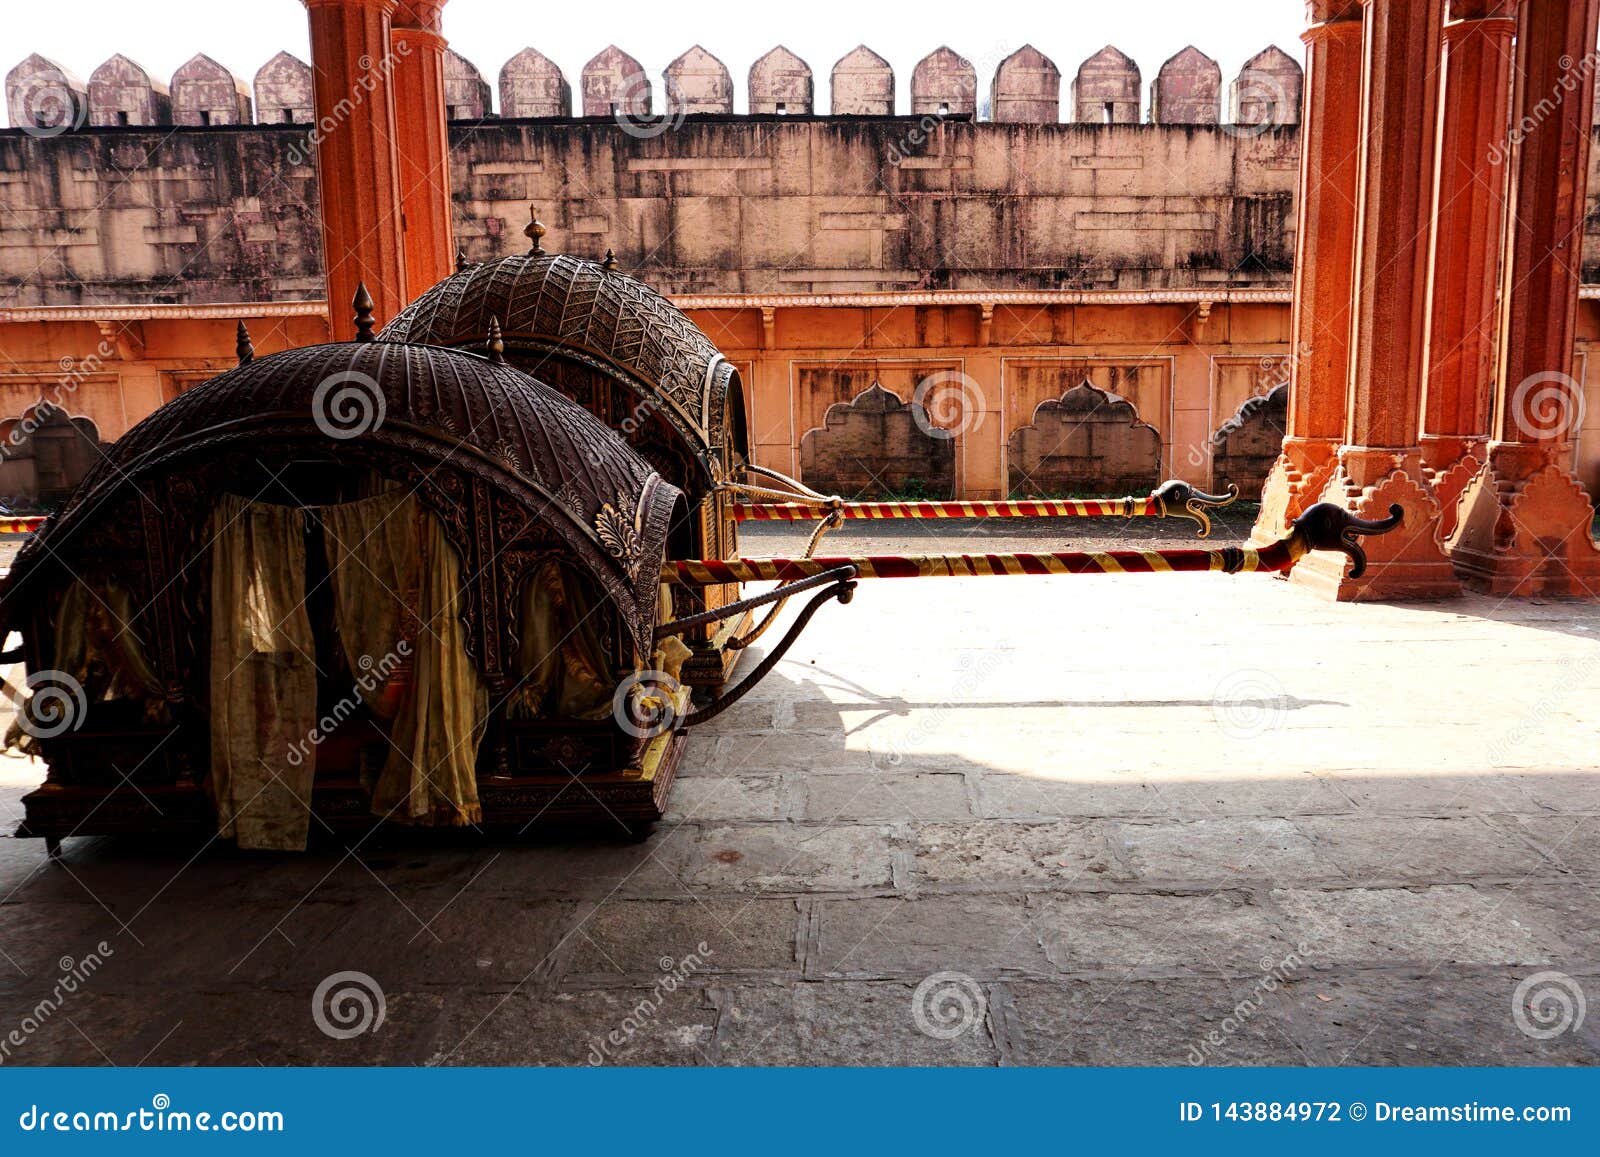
[486,315,505,364]
[235,319,254,365]
[601,248,618,271]
[352,282,376,342]
[524,205,546,256]
[455,246,470,273]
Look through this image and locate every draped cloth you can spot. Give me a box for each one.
[509,560,619,721]
[207,494,317,852]
[321,490,420,724]
[322,491,487,826]
[4,577,167,757]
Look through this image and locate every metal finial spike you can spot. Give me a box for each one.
[455,247,470,273]
[486,315,505,364]
[524,205,546,256]
[352,282,376,342]
[235,319,254,365]
[602,248,618,271]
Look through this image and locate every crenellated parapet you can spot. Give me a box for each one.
[7,43,1309,128]
[444,49,491,119]
[910,47,976,117]
[89,55,169,127]
[171,53,252,125]
[499,46,570,118]
[253,51,312,125]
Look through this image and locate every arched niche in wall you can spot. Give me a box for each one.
[0,407,103,508]
[1208,382,1287,500]
[799,381,954,500]
[1007,380,1160,497]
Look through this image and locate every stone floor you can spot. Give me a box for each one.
[1,522,1599,1066]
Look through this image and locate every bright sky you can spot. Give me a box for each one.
[9,0,1305,115]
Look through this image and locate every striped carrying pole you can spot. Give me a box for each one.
[664,503,1405,586]
[0,516,45,535]
[731,479,1239,537]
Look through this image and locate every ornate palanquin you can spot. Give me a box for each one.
[377,235,750,686]
[0,340,693,848]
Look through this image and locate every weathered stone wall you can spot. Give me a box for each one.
[0,119,1305,303]
[0,128,323,305]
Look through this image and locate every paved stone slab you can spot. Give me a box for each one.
[664,774,785,822]
[1028,891,1295,974]
[972,773,1166,819]
[1295,816,1556,882]
[654,823,897,893]
[1499,814,1600,875]
[912,822,1121,885]
[1111,818,1339,883]
[1284,971,1600,1065]
[714,981,1001,1066]
[998,978,1312,1065]
[810,894,1052,978]
[1148,773,1356,819]
[1270,885,1561,968]
[429,988,723,1066]
[563,897,801,978]
[799,771,972,821]
[1325,772,1543,816]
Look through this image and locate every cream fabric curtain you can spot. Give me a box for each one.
[208,494,317,852]
[363,512,487,826]
[321,489,419,724]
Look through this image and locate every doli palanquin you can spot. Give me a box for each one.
[0,232,1402,856]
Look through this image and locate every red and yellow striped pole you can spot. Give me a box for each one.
[730,480,1238,537]
[666,503,1405,586]
[735,496,1156,522]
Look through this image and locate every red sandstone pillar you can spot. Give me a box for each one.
[1448,0,1600,594]
[390,0,456,299]
[1422,0,1517,540]
[302,0,408,340]
[1255,1,1365,540]
[1293,0,1462,600]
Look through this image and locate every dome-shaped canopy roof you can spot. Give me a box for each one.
[379,251,745,490]
[4,341,682,659]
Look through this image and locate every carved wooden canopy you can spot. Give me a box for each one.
[1,341,684,661]
[377,253,748,490]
